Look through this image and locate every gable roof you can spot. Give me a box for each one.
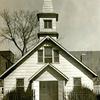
[0,36,97,79]
[29,63,69,82]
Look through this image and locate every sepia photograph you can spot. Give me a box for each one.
[0,0,99,100]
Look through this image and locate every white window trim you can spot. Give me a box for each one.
[44,19,52,29]
[16,78,24,90]
[38,46,60,63]
[73,77,82,87]
[53,49,60,63]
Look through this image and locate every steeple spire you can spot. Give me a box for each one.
[43,0,53,13]
[37,0,59,40]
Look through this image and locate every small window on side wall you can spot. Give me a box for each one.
[44,20,52,29]
[74,77,81,87]
[38,50,43,63]
[16,78,24,92]
[54,50,59,63]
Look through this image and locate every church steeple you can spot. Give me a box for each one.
[42,0,53,13]
[37,0,59,40]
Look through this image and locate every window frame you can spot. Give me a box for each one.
[38,49,43,63]
[54,49,59,63]
[73,77,82,87]
[16,78,24,91]
[44,46,52,63]
[38,47,60,63]
[44,20,52,29]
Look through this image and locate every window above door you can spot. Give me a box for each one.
[44,47,52,63]
[38,47,59,63]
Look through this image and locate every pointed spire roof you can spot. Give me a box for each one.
[42,0,53,13]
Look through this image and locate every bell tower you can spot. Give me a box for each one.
[37,0,59,40]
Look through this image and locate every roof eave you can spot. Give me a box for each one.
[29,63,69,82]
[0,36,97,79]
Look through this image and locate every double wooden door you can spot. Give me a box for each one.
[40,81,58,100]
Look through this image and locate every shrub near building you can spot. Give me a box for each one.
[2,88,33,100]
[68,86,96,100]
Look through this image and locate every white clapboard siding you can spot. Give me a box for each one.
[36,71,57,81]
[3,44,94,96]
[53,51,94,92]
[4,51,43,94]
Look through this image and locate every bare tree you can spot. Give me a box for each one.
[0,10,39,57]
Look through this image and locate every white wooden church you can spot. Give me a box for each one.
[0,0,97,100]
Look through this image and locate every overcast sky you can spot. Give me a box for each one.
[0,0,100,53]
